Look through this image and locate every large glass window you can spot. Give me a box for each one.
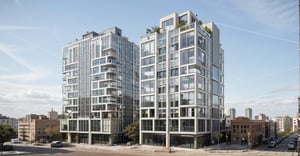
[181,31,194,48]
[180,75,195,90]
[198,107,206,117]
[141,66,154,80]
[170,68,179,77]
[212,81,219,95]
[141,41,155,57]
[180,107,195,117]
[157,71,166,79]
[212,95,219,106]
[198,119,205,132]
[197,92,205,105]
[198,76,205,90]
[181,92,195,105]
[142,120,153,130]
[197,50,205,66]
[181,119,194,132]
[212,66,219,81]
[141,95,154,107]
[180,48,194,65]
[141,56,155,66]
[141,81,155,94]
[91,120,101,131]
[155,120,166,131]
[162,18,174,28]
[197,32,206,51]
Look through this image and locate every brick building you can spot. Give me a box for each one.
[231,117,263,147]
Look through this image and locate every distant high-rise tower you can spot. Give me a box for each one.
[245,108,252,119]
[228,108,236,119]
[60,27,139,145]
[139,10,225,149]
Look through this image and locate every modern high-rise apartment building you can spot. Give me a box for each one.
[245,108,252,119]
[228,108,236,119]
[139,11,225,149]
[60,27,139,145]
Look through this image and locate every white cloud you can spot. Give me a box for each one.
[230,0,298,33]
[0,81,62,118]
[0,42,38,72]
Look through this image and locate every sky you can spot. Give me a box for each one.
[0,0,298,119]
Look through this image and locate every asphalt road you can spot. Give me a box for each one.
[254,135,297,153]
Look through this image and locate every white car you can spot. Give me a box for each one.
[288,142,295,150]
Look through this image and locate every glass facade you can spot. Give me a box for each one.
[140,11,224,149]
[61,27,139,145]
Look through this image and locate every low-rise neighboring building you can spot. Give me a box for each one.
[0,114,18,132]
[230,117,263,147]
[18,110,59,142]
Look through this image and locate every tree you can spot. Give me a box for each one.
[145,26,161,34]
[19,129,28,141]
[198,20,203,25]
[214,132,223,149]
[45,126,61,141]
[123,120,139,144]
[0,125,16,150]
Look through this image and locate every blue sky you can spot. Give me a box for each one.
[0,0,298,119]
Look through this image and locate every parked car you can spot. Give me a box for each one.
[288,142,296,150]
[0,145,13,151]
[268,141,276,148]
[50,141,63,148]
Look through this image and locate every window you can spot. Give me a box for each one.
[157,71,166,79]
[180,75,195,90]
[170,109,179,118]
[158,55,166,62]
[198,76,205,90]
[141,95,154,107]
[212,81,219,95]
[197,92,205,105]
[179,14,188,24]
[141,66,154,80]
[159,47,166,55]
[141,81,155,94]
[141,41,155,57]
[212,66,219,81]
[162,18,174,28]
[142,120,153,131]
[198,32,206,51]
[198,119,205,132]
[180,67,187,75]
[181,31,194,48]
[170,68,179,77]
[181,92,195,105]
[158,87,166,94]
[181,119,194,132]
[93,58,106,66]
[91,120,100,131]
[212,95,219,106]
[141,56,155,66]
[155,120,166,131]
[180,48,194,65]
[198,50,205,66]
[198,107,206,117]
[169,85,178,93]
[170,52,178,60]
[158,109,166,118]
[180,107,195,117]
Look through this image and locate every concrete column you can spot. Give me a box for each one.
[67,133,71,143]
[194,136,197,149]
[88,133,92,145]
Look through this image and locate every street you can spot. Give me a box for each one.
[254,135,297,153]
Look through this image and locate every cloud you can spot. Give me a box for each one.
[0,42,38,72]
[230,0,298,33]
[216,22,298,44]
[0,81,62,118]
[0,25,46,31]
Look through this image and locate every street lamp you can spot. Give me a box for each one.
[247,132,251,150]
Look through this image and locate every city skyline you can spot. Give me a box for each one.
[0,0,298,119]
